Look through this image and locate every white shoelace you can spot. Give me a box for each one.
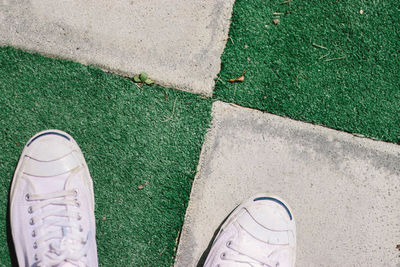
[219,239,279,267]
[26,189,88,266]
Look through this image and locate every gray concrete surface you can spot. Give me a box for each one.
[0,0,234,96]
[175,101,400,266]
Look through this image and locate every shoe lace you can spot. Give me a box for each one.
[219,240,280,267]
[26,189,88,266]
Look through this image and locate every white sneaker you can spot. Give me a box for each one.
[10,130,98,267]
[203,194,296,267]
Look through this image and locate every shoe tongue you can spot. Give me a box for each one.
[28,173,82,260]
[28,172,70,194]
[28,172,70,239]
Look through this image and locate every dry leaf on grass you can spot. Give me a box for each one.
[228,72,245,83]
[137,181,149,190]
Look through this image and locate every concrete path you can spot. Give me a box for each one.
[175,101,400,266]
[0,0,234,96]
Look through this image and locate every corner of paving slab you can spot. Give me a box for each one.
[175,101,400,266]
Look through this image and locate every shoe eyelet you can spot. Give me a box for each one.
[220,252,226,260]
[79,225,83,232]
[28,206,33,214]
[77,214,82,221]
[29,218,35,225]
[75,200,80,208]
[74,189,78,197]
[34,254,38,260]
[25,193,30,201]
[226,241,232,248]
[32,230,36,237]
[33,242,37,249]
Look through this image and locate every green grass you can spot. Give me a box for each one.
[0,46,212,266]
[214,0,400,143]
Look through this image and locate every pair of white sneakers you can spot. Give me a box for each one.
[10,130,296,267]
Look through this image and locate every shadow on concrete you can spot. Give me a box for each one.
[196,205,238,267]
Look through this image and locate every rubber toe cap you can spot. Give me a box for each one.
[26,131,73,161]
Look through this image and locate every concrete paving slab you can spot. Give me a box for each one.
[0,0,234,96]
[175,101,400,266]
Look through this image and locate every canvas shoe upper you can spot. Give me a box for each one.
[203,194,296,267]
[10,130,98,267]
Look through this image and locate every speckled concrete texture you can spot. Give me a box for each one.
[175,101,400,266]
[0,0,234,96]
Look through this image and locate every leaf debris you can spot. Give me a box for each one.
[133,72,154,85]
[137,181,149,190]
[228,72,245,83]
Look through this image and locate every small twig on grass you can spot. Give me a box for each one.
[319,53,330,60]
[281,0,291,4]
[228,36,234,44]
[312,43,328,50]
[216,76,226,85]
[162,97,178,122]
[352,133,365,138]
[296,72,302,88]
[216,76,231,89]
[325,56,346,62]
[296,72,308,88]
[273,12,284,15]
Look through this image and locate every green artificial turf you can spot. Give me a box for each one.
[215,0,400,143]
[0,47,212,266]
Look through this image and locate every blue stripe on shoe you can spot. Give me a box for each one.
[27,132,70,147]
[253,197,293,220]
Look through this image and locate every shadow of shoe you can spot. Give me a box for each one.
[196,205,238,267]
[7,177,19,267]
